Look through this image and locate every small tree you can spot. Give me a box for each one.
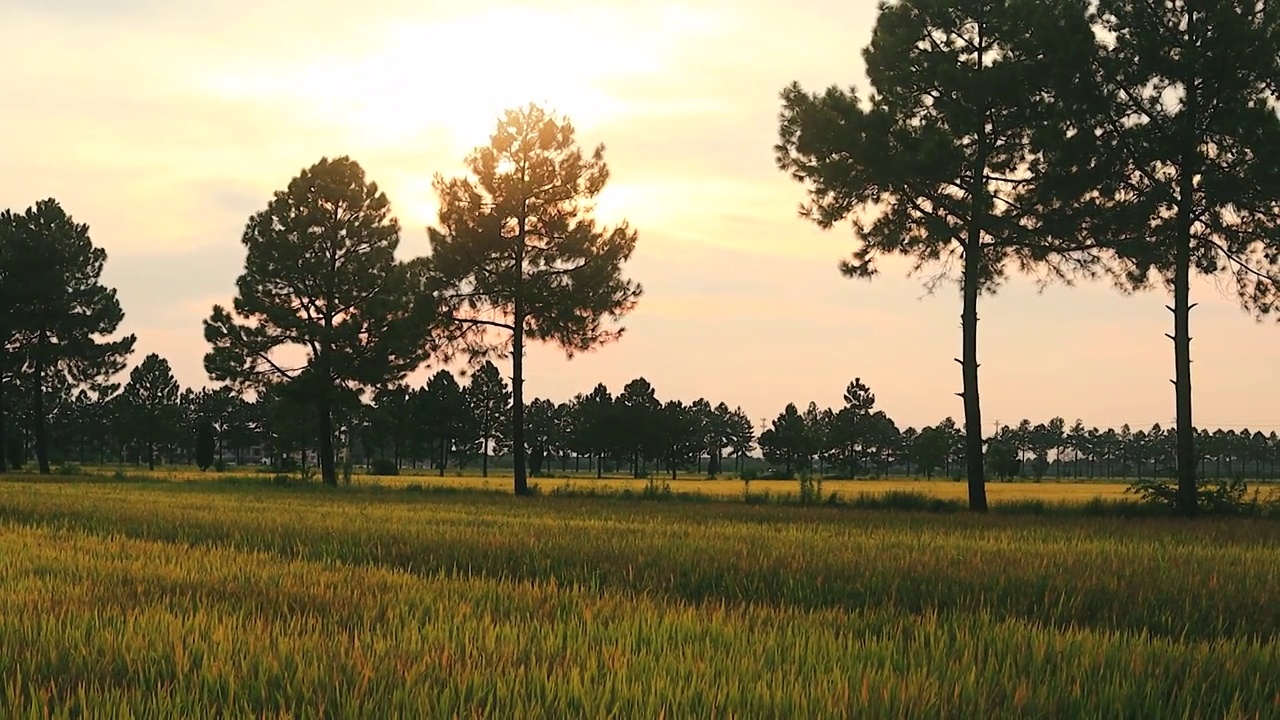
[465,360,511,477]
[0,199,135,473]
[659,400,702,481]
[418,369,468,477]
[616,377,662,478]
[759,403,810,479]
[428,104,642,495]
[203,156,438,486]
[195,422,216,471]
[120,353,181,471]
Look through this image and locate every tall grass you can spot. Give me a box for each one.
[0,480,1277,716]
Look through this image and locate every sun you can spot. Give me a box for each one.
[293,5,686,155]
[200,3,722,228]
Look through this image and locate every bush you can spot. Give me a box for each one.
[798,475,823,506]
[642,477,673,500]
[370,459,400,476]
[213,458,228,473]
[849,491,965,513]
[1127,477,1252,515]
[54,463,86,476]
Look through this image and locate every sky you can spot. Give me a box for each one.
[3,0,1279,433]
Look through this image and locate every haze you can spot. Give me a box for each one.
[4,0,1278,432]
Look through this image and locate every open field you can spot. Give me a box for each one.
[0,477,1277,716]
[46,464,1164,503]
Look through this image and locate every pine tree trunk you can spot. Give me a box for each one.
[510,213,530,496]
[481,436,489,478]
[34,351,51,475]
[1171,232,1196,514]
[0,369,7,475]
[960,229,987,511]
[1172,90,1199,516]
[317,393,336,486]
[147,441,155,471]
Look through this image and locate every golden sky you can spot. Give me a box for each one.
[3,0,1279,432]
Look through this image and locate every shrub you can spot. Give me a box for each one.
[1127,477,1252,515]
[370,459,400,476]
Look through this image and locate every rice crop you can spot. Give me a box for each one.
[0,479,1276,717]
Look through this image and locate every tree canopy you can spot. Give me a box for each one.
[203,156,438,485]
[428,103,642,494]
[0,199,135,473]
[120,353,181,471]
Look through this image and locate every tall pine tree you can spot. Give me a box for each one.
[428,104,642,495]
[1064,0,1280,515]
[776,0,1100,510]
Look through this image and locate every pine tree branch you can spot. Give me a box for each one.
[1205,236,1280,285]
[449,316,516,332]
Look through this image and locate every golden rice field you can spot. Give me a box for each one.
[75,463,1139,503]
[0,477,1277,717]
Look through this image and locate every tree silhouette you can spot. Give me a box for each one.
[617,378,662,478]
[465,360,511,477]
[759,403,809,478]
[1066,1,1280,515]
[0,199,135,473]
[419,369,468,476]
[724,406,756,475]
[120,353,181,471]
[659,400,702,480]
[776,0,1099,510]
[574,383,615,478]
[203,156,437,486]
[195,421,216,471]
[525,397,558,476]
[370,384,413,467]
[428,104,642,495]
[829,378,878,477]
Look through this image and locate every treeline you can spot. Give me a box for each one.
[5,354,1279,484]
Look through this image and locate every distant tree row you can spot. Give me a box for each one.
[778,0,1280,514]
[5,352,1280,484]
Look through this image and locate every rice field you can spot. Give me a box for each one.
[0,477,1277,717]
[64,463,1142,503]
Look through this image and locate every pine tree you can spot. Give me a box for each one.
[428,104,642,494]
[0,199,135,473]
[120,353,181,471]
[465,360,512,477]
[1066,0,1280,515]
[203,156,438,486]
[776,0,1100,510]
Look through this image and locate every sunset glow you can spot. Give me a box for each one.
[3,0,1279,430]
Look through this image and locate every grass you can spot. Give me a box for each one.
[0,477,1277,716]
[36,462,1155,503]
